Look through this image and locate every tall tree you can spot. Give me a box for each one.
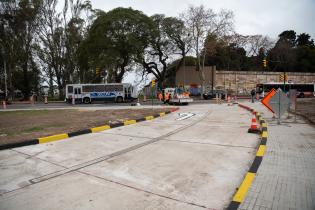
[181,5,234,95]
[138,15,192,88]
[83,7,152,83]
[36,0,93,99]
[0,0,42,100]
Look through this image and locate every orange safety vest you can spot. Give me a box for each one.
[158,93,163,100]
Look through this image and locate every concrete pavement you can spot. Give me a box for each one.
[0,103,260,210]
[239,102,315,210]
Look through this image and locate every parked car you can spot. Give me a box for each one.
[203,90,226,100]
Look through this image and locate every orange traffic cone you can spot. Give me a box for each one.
[248,115,260,133]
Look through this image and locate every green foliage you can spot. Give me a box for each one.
[82,7,153,82]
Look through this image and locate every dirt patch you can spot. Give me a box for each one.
[0,108,172,146]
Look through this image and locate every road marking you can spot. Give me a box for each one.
[91,125,110,133]
[124,120,137,126]
[261,131,268,138]
[159,112,166,117]
[256,145,266,157]
[232,172,256,203]
[176,112,195,121]
[228,105,268,210]
[145,116,154,120]
[38,133,69,144]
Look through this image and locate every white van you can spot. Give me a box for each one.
[163,87,193,105]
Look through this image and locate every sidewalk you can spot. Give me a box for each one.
[239,102,315,210]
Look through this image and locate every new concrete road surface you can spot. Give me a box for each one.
[0,103,260,210]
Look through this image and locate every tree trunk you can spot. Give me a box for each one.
[22,61,30,100]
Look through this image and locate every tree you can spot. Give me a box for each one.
[36,0,93,99]
[83,7,152,83]
[161,17,192,73]
[0,0,42,100]
[181,5,234,96]
[279,30,296,46]
[296,33,315,48]
[138,15,192,89]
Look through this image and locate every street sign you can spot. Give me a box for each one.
[269,88,290,123]
[261,88,276,113]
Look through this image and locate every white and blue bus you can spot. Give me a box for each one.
[65,83,137,104]
[256,82,315,98]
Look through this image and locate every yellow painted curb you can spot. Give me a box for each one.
[159,112,166,117]
[233,172,256,202]
[91,125,110,133]
[261,131,268,138]
[256,145,266,157]
[124,120,137,126]
[38,133,69,144]
[145,116,154,120]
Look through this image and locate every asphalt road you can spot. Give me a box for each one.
[0,103,259,210]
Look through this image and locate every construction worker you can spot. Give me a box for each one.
[158,92,163,101]
[251,89,256,103]
[165,92,170,103]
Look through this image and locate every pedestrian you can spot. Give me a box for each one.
[251,89,256,103]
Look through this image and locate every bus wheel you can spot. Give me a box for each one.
[83,97,90,104]
[116,96,123,103]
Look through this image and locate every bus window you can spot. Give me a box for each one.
[68,86,73,93]
[74,88,81,94]
[82,85,94,92]
[94,85,105,92]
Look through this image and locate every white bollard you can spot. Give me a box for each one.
[72,97,75,105]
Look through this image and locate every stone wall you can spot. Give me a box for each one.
[215,71,315,95]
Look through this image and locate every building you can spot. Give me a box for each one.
[175,66,216,95]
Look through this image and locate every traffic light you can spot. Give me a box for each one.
[151,79,155,87]
[96,67,100,76]
[262,59,267,68]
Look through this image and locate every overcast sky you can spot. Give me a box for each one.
[90,0,315,39]
[87,0,315,85]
